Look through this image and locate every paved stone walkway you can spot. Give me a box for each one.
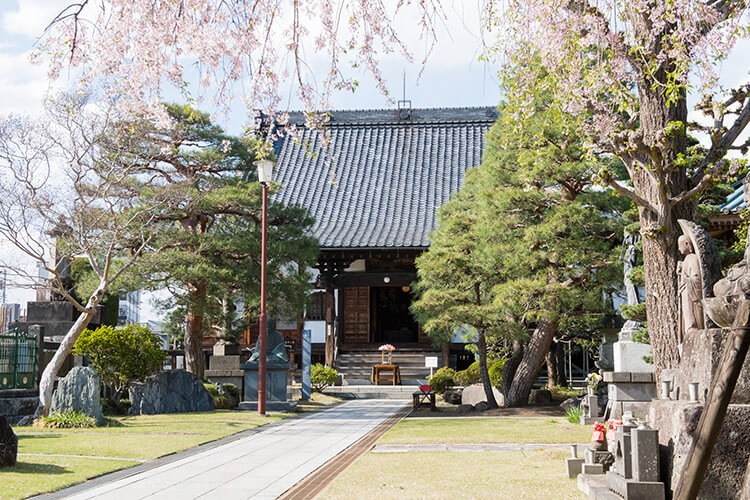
[60,399,407,500]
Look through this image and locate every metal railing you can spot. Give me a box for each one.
[0,328,37,389]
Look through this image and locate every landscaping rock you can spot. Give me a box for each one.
[531,389,552,404]
[50,366,103,424]
[0,415,18,466]
[443,389,462,405]
[474,401,491,412]
[129,370,214,415]
[461,384,504,407]
[457,404,475,415]
[559,396,581,411]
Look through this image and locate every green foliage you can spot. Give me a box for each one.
[412,65,624,403]
[632,326,650,344]
[117,103,318,358]
[203,382,239,409]
[311,364,338,392]
[564,406,583,424]
[489,359,507,389]
[620,303,647,322]
[428,367,456,394]
[73,324,166,402]
[38,409,96,429]
[455,360,482,387]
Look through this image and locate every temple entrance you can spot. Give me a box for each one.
[370,286,418,344]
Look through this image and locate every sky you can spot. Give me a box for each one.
[0,0,503,321]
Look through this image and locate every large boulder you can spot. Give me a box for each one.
[461,384,504,407]
[0,415,18,466]
[50,366,103,424]
[531,389,552,404]
[129,370,214,415]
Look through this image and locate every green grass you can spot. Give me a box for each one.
[0,456,137,500]
[3,410,285,499]
[380,416,591,445]
[320,448,584,499]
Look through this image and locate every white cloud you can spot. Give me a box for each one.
[2,0,62,38]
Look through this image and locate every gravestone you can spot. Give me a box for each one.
[605,230,657,420]
[0,415,17,466]
[129,370,213,415]
[205,341,244,399]
[50,366,103,424]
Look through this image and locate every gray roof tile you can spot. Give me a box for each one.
[274,107,498,249]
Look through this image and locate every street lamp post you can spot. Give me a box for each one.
[256,159,274,415]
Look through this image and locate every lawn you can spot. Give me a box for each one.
[2,410,285,500]
[320,448,583,499]
[379,416,591,445]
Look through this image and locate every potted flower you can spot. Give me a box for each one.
[378,344,395,364]
[586,372,602,395]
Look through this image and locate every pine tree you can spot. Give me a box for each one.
[110,104,318,378]
[413,71,625,407]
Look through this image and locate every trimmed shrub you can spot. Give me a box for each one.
[37,409,96,429]
[549,385,582,402]
[73,324,166,407]
[428,367,456,394]
[454,360,481,387]
[204,382,240,409]
[311,364,338,392]
[489,359,508,389]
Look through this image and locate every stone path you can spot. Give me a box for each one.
[57,399,407,500]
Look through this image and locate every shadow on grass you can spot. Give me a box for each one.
[6,461,70,475]
[16,433,62,440]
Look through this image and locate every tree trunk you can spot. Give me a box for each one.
[624,6,692,378]
[502,340,523,398]
[22,287,105,423]
[184,282,206,379]
[477,329,498,409]
[546,340,566,388]
[505,319,559,407]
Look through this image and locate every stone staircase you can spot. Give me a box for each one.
[334,348,442,384]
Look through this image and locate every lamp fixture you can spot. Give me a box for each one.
[255,159,274,184]
[383,276,391,284]
[402,285,410,293]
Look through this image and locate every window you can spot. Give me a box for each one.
[306,292,328,321]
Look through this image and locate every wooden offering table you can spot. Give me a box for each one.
[372,364,401,385]
[412,391,436,410]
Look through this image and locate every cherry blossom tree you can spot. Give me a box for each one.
[36,0,445,142]
[485,0,750,373]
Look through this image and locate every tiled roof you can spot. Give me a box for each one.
[273,107,498,249]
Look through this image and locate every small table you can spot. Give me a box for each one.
[413,391,436,410]
[373,364,401,385]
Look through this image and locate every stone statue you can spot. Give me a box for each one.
[623,232,641,306]
[675,219,722,336]
[247,318,289,366]
[678,234,704,343]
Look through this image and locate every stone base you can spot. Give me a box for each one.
[580,417,605,425]
[0,390,39,425]
[566,457,584,478]
[649,400,750,499]
[662,328,750,404]
[241,364,290,403]
[603,371,656,420]
[606,471,665,500]
[205,369,244,400]
[238,400,297,412]
[583,463,604,475]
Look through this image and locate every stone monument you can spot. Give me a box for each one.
[50,366,103,425]
[650,217,750,498]
[205,340,244,400]
[239,318,296,411]
[603,231,657,419]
